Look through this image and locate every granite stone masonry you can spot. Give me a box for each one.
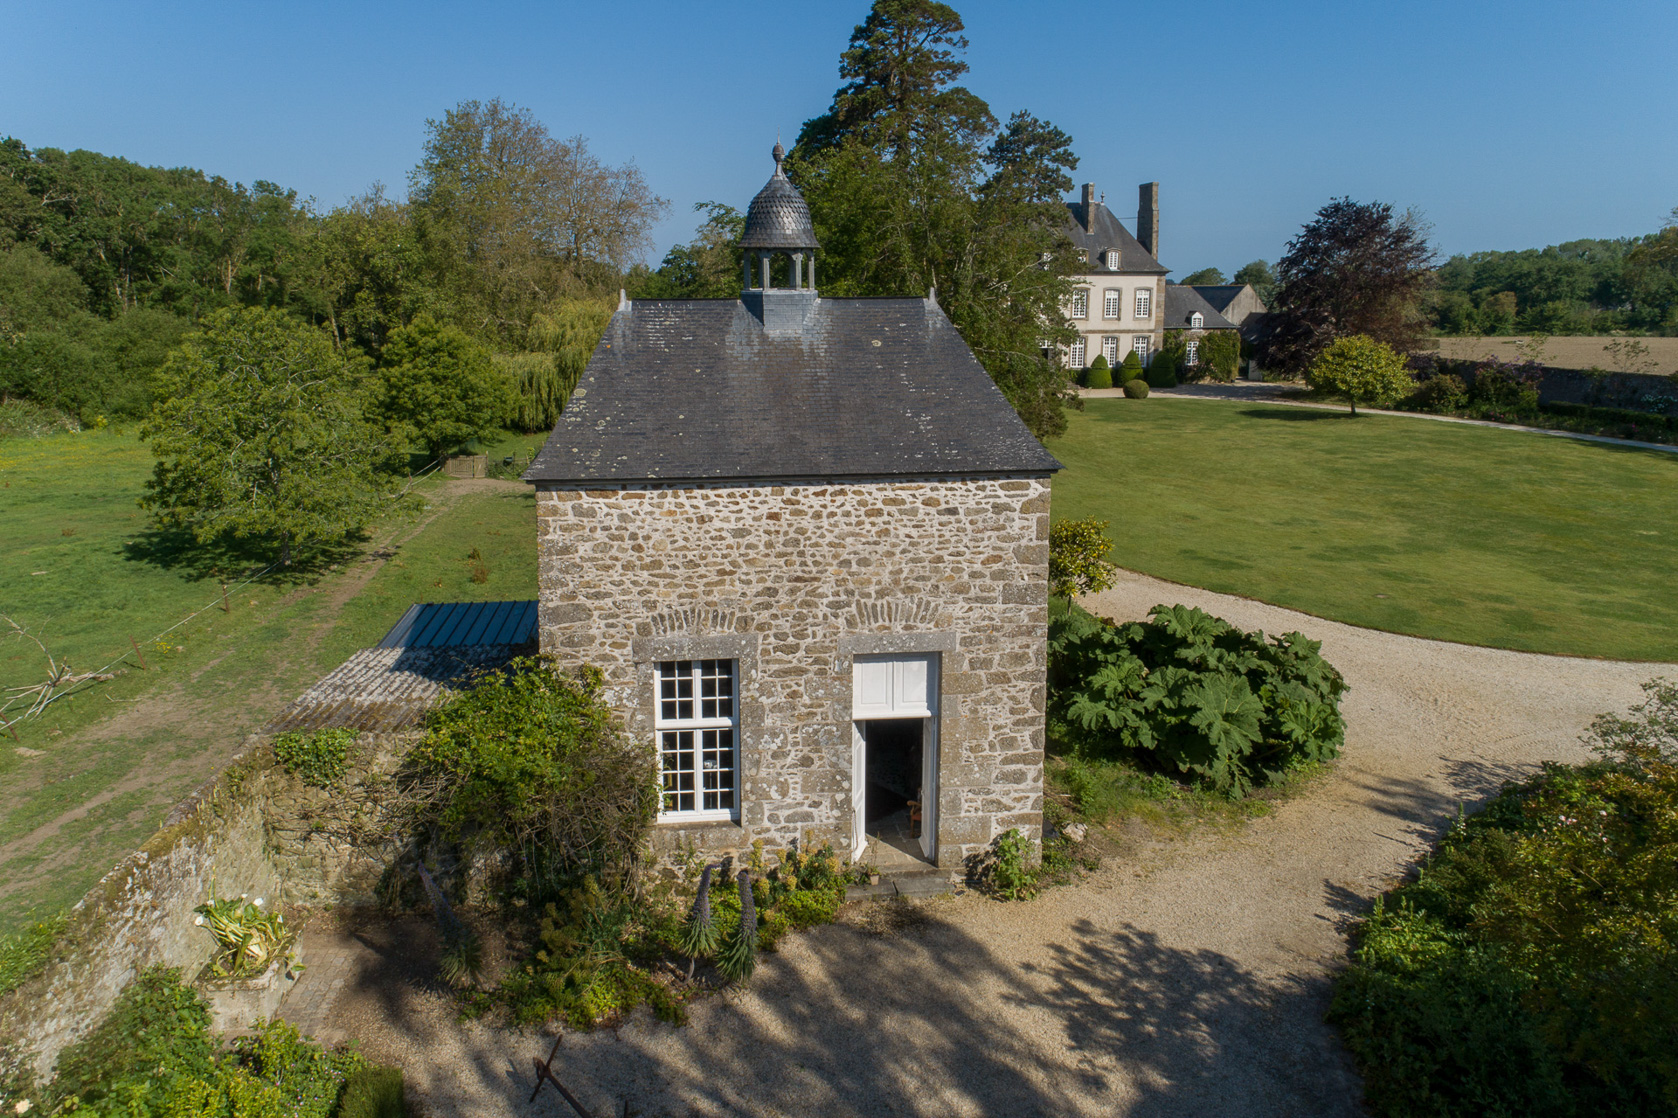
[535,475,1051,869]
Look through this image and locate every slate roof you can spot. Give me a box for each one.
[524,296,1061,484]
[1163,285,1237,330]
[1189,284,1248,315]
[1062,200,1168,275]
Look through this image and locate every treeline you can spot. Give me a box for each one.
[0,100,665,428]
[1429,218,1678,336]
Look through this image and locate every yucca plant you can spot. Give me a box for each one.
[715,869,758,982]
[194,890,292,978]
[678,863,721,979]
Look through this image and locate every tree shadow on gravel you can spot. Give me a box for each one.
[1016,919,1364,1118]
[324,907,1367,1118]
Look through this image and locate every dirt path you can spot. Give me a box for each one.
[0,479,522,907]
[297,570,1670,1118]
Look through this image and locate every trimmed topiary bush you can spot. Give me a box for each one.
[1122,378,1149,399]
[1119,350,1144,383]
[1085,354,1112,389]
[1143,352,1177,389]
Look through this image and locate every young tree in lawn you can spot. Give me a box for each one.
[141,307,390,565]
[1264,199,1435,376]
[1308,334,1414,416]
[378,313,511,462]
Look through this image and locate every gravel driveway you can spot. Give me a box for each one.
[316,570,1667,1117]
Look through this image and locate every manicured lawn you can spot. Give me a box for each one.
[0,426,535,936]
[1048,399,1678,661]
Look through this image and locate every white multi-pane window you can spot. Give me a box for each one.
[1190,312,1204,328]
[1133,335,1151,362]
[1070,289,1090,319]
[1102,336,1120,365]
[1068,338,1086,368]
[656,659,738,820]
[1106,250,1121,270]
[1075,249,1089,264]
[1186,338,1200,365]
[1103,289,1122,319]
[1134,288,1152,318]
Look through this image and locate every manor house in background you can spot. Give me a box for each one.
[1062,182,1259,373]
[525,144,1059,880]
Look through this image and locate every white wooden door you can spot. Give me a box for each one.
[853,654,939,863]
[920,718,939,862]
[850,722,867,862]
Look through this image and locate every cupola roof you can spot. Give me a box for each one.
[740,143,819,250]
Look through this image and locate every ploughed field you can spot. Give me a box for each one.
[1430,334,1678,374]
[1048,398,1678,662]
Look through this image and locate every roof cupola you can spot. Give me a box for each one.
[740,142,819,295]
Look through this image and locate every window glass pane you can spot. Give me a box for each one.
[656,660,739,816]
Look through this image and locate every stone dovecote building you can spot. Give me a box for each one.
[525,145,1061,875]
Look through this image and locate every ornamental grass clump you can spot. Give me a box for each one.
[1048,598,1346,796]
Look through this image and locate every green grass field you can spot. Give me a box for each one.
[0,426,536,935]
[1048,399,1678,661]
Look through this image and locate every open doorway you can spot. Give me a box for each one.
[858,718,929,867]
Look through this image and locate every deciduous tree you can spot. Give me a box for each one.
[1181,267,1227,285]
[378,313,511,461]
[141,307,391,565]
[1307,334,1413,415]
[1264,200,1434,375]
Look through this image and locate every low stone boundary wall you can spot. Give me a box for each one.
[0,733,416,1083]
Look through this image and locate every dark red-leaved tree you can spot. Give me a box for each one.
[1262,198,1436,376]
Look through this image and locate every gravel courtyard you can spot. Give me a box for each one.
[290,569,1668,1117]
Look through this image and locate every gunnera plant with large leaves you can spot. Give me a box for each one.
[1048,599,1347,795]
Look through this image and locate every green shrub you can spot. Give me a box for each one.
[1122,378,1149,399]
[1469,364,1541,414]
[1413,372,1468,412]
[1048,517,1118,600]
[1330,679,1678,1117]
[42,969,385,1118]
[50,965,218,1113]
[338,1067,407,1118]
[1048,599,1346,796]
[978,828,1038,899]
[1085,354,1112,389]
[272,728,355,788]
[407,658,659,900]
[1198,331,1241,382]
[1307,335,1413,414]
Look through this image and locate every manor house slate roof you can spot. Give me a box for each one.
[1188,284,1248,316]
[1063,200,1168,275]
[524,296,1062,484]
[1164,285,1237,330]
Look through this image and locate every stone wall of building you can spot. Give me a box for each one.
[534,475,1052,871]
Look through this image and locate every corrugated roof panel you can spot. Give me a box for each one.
[376,601,540,649]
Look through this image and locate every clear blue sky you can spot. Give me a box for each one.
[5,0,1675,277]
